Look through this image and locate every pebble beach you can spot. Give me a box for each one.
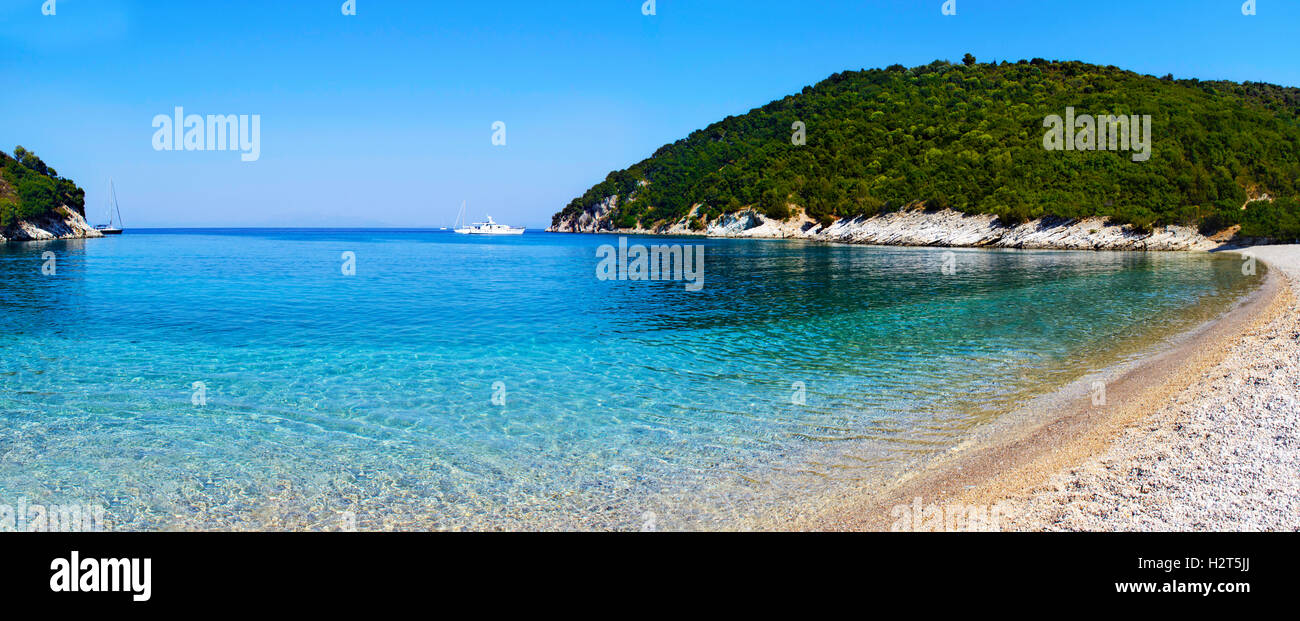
[1002,245,1300,531]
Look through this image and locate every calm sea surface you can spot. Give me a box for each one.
[0,230,1261,530]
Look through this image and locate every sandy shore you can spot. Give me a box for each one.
[803,245,1299,531]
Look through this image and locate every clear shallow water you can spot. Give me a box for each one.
[0,230,1261,530]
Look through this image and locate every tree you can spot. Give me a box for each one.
[962,53,976,67]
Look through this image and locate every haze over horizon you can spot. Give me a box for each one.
[1,0,1296,228]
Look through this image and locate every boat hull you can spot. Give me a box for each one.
[454,229,525,235]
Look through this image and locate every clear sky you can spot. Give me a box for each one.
[1,0,1297,228]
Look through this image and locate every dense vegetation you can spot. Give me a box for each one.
[0,146,86,230]
[554,58,1300,241]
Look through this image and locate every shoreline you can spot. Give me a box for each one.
[793,249,1289,531]
[549,207,1244,252]
[1000,246,1300,530]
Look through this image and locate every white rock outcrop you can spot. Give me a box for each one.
[0,205,104,243]
[548,200,1222,251]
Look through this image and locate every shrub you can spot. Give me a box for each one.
[17,175,57,219]
[0,196,18,228]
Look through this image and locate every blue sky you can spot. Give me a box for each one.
[1,0,1297,228]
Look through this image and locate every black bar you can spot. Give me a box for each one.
[1,533,1288,612]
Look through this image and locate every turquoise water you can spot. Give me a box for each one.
[0,231,1260,530]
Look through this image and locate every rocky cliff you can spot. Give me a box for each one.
[0,205,103,243]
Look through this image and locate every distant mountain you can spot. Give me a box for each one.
[551,57,1300,242]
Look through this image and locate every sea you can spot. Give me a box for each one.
[0,230,1261,530]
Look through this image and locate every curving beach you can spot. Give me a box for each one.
[1000,245,1300,530]
[809,245,1300,531]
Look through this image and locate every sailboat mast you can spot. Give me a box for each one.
[110,180,123,228]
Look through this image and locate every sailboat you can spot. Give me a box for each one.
[453,201,525,235]
[95,179,125,235]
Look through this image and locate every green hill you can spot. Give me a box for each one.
[0,146,87,230]
[552,57,1300,241]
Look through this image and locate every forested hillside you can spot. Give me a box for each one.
[553,57,1300,240]
[0,146,87,230]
